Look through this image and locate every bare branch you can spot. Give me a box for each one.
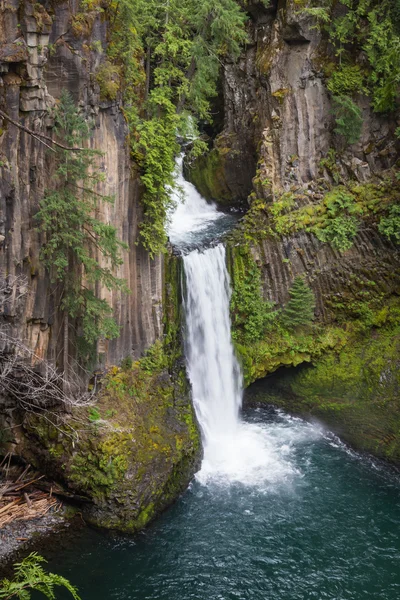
[0,108,85,152]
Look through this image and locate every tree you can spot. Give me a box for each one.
[0,553,80,600]
[332,95,363,145]
[36,91,128,371]
[109,0,248,256]
[281,277,316,329]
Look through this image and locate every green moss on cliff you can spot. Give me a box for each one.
[186,147,232,203]
[250,315,400,463]
[231,170,399,252]
[227,243,347,385]
[235,325,347,387]
[227,225,400,388]
[24,343,200,532]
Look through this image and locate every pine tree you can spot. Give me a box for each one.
[36,91,128,369]
[281,277,316,329]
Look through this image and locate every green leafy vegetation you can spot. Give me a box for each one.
[306,0,400,111]
[281,277,316,329]
[299,0,400,144]
[36,91,128,365]
[0,553,80,600]
[236,174,399,253]
[228,245,277,345]
[316,214,358,251]
[103,0,248,255]
[314,187,363,250]
[331,95,363,145]
[378,204,400,243]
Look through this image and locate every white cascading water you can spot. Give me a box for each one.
[168,155,304,488]
[168,156,224,248]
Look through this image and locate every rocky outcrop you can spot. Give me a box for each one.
[208,0,397,198]
[0,0,162,371]
[246,317,400,463]
[20,353,201,533]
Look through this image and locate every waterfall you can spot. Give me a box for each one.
[169,155,297,488]
[183,245,296,487]
[183,245,242,446]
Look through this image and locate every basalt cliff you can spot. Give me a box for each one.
[0,0,399,535]
[189,0,400,462]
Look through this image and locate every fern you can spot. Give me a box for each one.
[0,553,80,600]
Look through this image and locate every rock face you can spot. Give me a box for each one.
[0,0,202,532]
[204,1,400,461]
[0,0,162,371]
[246,319,400,463]
[21,353,201,533]
[190,1,398,203]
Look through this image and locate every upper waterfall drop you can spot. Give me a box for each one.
[167,155,236,252]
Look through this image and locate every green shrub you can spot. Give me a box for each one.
[332,95,363,145]
[378,204,400,243]
[95,61,121,100]
[315,214,359,252]
[327,65,366,96]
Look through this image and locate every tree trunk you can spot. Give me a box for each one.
[63,310,69,392]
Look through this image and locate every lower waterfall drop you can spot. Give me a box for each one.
[183,244,296,487]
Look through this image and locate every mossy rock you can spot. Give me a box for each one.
[185,133,255,208]
[23,355,201,533]
[246,323,400,464]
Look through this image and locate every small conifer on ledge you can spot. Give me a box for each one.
[281,276,316,329]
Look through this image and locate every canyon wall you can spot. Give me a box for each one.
[0,0,162,373]
[190,0,400,462]
[190,0,400,316]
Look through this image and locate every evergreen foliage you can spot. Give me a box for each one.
[332,95,363,145]
[281,277,316,329]
[301,0,400,141]
[36,90,128,362]
[0,553,80,600]
[106,0,248,256]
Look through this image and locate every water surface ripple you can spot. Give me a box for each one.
[49,408,400,600]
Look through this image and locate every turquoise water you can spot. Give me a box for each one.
[47,406,400,600]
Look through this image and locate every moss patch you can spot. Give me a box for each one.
[247,320,400,463]
[231,169,400,252]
